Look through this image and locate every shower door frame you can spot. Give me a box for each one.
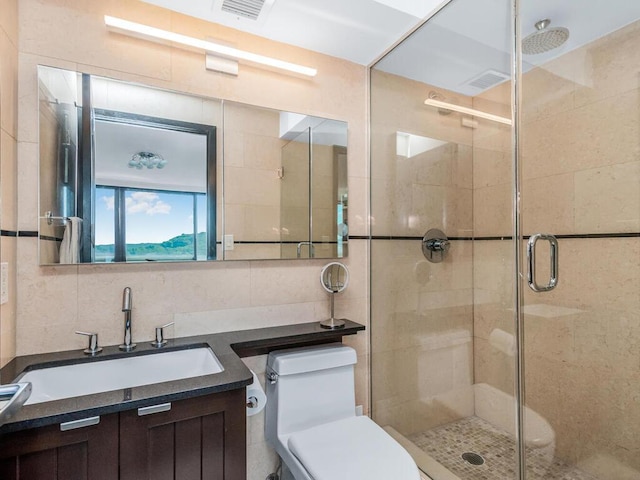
[511,1,526,479]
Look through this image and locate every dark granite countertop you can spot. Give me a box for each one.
[0,320,364,434]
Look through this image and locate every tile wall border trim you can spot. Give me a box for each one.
[370,233,640,241]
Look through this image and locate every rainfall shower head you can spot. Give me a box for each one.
[522,19,569,55]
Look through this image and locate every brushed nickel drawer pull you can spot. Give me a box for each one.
[60,416,100,431]
[138,403,172,416]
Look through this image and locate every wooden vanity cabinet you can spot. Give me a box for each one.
[120,388,246,480]
[0,389,246,480]
[0,413,119,480]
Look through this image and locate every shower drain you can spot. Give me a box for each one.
[461,452,485,466]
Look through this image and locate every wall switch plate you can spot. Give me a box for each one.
[224,234,234,251]
[0,263,8,305]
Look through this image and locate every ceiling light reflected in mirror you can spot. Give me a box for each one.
[423,96,512,125]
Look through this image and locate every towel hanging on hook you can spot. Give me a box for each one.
[59,217,82,264]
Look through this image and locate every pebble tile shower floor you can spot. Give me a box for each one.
[408,416,598,480]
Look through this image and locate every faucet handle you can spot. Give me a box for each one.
[75,331,103,355]
[151,322,174,348]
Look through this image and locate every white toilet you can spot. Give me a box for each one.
[265,343,420,480]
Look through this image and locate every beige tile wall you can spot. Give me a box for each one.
[370,71,473,238]
[13,1,367,479]
[15,0,367,345]
[0,0,19,368]
[370,70,475,435]
[473,19,640,475]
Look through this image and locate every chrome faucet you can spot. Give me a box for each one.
[296,241,315,258]
[119,287,136,351]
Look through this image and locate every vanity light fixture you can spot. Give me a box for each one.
[423,97,512,125]
[104,15,318,78]
[129,151,167,170]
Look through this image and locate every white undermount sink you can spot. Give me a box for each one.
[18,347,224,405]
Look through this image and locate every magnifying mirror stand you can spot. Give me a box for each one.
[320,291,346,329]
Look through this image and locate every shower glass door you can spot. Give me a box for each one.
[519,2,640,478]
[370,0,519,478]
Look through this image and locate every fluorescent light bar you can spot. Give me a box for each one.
[424,98,512,125]
[104,15,317,77]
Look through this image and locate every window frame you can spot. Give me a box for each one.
[84,108,217,262]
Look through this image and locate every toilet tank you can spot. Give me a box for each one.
[265,344,357,442]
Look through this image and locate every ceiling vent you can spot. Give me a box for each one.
[213,0,276,23]
[221,0,264,20]
[464,69,510,91]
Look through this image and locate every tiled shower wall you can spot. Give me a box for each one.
[0,0,18,368]
[370,70,475,435]
[474,20,640,476]
[12,1,367,479]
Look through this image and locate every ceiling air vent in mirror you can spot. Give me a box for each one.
[464,69,510,92]
[219,0,272,21]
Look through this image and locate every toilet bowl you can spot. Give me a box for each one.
[265,343,420,480]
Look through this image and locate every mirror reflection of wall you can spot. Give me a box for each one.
[280,126,311,259]
[223,102,287,261]
[38,66,348,264]
[311,119,349,259]
[38,67,80,264]
[224,103,349,260]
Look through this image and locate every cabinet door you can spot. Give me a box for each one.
[120,389,246,480]
[0,413,119,480]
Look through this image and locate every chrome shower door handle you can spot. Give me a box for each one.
[527,233,559,292]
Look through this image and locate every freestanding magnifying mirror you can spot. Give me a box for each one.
[319,262,349,329]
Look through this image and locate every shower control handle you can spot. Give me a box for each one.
[422,228,450,263]
[426,238,450,252]
[527,233,559,292]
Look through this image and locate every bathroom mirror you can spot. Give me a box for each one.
[320,262,349,293]
[37,66,348,264]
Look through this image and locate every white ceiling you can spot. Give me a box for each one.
[376,0,640,95]
[94,121,208,193]
[140,0,640,96]
[141,0,446,65]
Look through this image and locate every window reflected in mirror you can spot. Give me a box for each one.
[92,109,216,262]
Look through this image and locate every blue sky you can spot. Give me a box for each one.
[95,188,207,245]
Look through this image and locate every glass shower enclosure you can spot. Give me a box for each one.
[370,1,640,479]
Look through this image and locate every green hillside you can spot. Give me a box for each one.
[96,232,208,261]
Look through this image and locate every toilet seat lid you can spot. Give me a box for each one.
[288,416,420,480]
